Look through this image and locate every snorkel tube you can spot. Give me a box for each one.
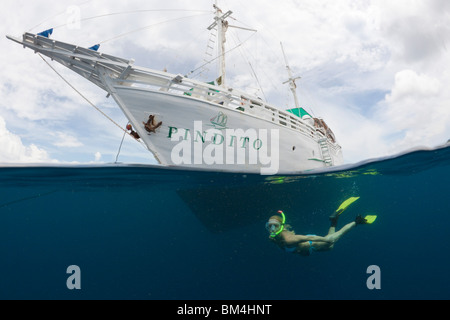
[269,210,286,238]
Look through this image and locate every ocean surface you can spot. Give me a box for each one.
[1,144,449,300]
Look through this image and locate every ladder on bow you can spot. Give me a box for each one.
[319,138,333,167]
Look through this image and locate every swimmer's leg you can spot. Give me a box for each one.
[327,225,336,236]
[326,221,357,244]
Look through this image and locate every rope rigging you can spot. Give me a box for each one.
[29,7,212,33]
[37,53,148,154]
[31,5,264,100]
[186,30,258,79]
[97,12,212,45]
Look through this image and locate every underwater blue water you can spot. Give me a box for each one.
[0,144,449,300]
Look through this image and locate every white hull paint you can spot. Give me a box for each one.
[111,86,343,173]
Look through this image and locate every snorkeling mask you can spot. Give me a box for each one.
[266,210,286,238]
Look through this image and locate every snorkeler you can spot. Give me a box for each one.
[266,197,377,257]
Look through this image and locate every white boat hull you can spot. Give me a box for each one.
[112,86,343,174]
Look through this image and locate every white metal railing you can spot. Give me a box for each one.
[113,68,322,141]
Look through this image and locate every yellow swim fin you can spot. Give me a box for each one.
[335,197,360,215]
[364,215,377,224]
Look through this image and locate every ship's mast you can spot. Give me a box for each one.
[208,1,232,87]
[281,42,301,109]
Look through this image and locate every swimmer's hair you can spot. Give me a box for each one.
[269,215,283,223]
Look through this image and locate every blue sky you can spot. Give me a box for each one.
[1,0,449,165]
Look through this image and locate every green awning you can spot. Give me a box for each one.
[287,108,312,118]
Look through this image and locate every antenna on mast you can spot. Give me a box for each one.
[281,42,301,109]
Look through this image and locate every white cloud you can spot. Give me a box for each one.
[52,132,84,148]
[94,152,102,162]
[0,116,51,163]
[378,0,450,64]
[387,70,442,104]
[378,70,450,153]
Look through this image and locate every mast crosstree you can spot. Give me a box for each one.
[281,42,301,109]
[207,1,232,87]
